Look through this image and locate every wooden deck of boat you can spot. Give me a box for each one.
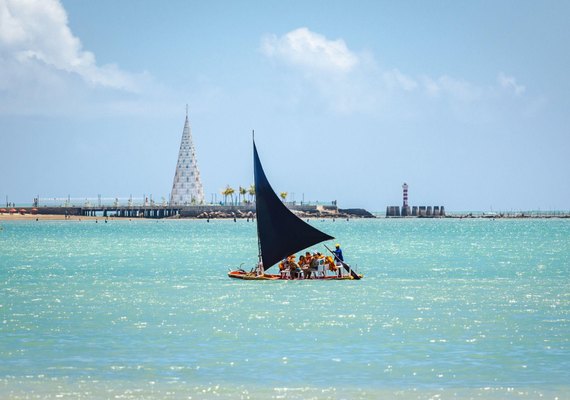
[228,271,362,280]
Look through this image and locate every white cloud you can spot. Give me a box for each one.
[498,72,526,95]
[422,75,483,102]
[0,0,140,92]
[261,27,359,74]
[383,68,418,92]
[261,28,528,116]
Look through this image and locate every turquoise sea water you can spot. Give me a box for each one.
[1,218,569,399]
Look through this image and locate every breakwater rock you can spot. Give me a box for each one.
[181,205,375,219]
[339,208,375,218]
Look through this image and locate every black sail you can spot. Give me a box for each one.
[254,140,334,270]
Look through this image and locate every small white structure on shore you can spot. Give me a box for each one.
[170,107,205,205]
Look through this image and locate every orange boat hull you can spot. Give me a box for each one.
[227,270,362,280]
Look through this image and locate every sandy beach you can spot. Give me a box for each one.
[0,213,99,221]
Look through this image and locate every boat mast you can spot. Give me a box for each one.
[253,130,263,271]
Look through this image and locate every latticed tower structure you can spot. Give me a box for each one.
[170,108,204,205]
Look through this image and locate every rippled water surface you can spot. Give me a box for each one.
[1,218,569,399]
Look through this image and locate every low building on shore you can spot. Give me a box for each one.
[386,205,446,217]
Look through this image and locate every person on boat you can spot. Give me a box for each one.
[325,255,337,276]
[332,244,344,277]
[317,252,327,278]
[256,260,264,276]
[288,255,302,279]
[333,244,344,263]
[309,251,321,279]
[302,251,312,279]
[286,256,294,279]
[298,255,307,279]
[279,258,289,279]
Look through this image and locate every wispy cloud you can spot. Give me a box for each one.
[497,72,526,95]
[261,27,527,115]
[421,75,484,102]
[382,68,418,92]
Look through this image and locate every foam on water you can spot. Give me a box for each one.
[1,218,569,398]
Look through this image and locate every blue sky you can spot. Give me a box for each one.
[1,0,568,211]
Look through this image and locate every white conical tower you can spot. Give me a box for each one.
[170,107,205,205]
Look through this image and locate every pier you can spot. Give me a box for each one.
[13,204,375,219]
[29,206,182,219]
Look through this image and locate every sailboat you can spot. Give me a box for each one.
[228,138,362,280]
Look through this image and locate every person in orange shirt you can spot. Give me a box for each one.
[325,255,337,277]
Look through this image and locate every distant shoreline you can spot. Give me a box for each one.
[1,212,569,221]
[443,212,570,219]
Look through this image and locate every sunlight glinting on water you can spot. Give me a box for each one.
[1,218,569,398]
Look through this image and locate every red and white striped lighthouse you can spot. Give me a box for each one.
[402,182,409,208]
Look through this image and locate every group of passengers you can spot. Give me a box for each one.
[278,244,344,279]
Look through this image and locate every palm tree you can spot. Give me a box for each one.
[280,192,288,202]
[248,184,255,203]
[229,187,236,205]
[239,186,247,205]
[222,185,235,205]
